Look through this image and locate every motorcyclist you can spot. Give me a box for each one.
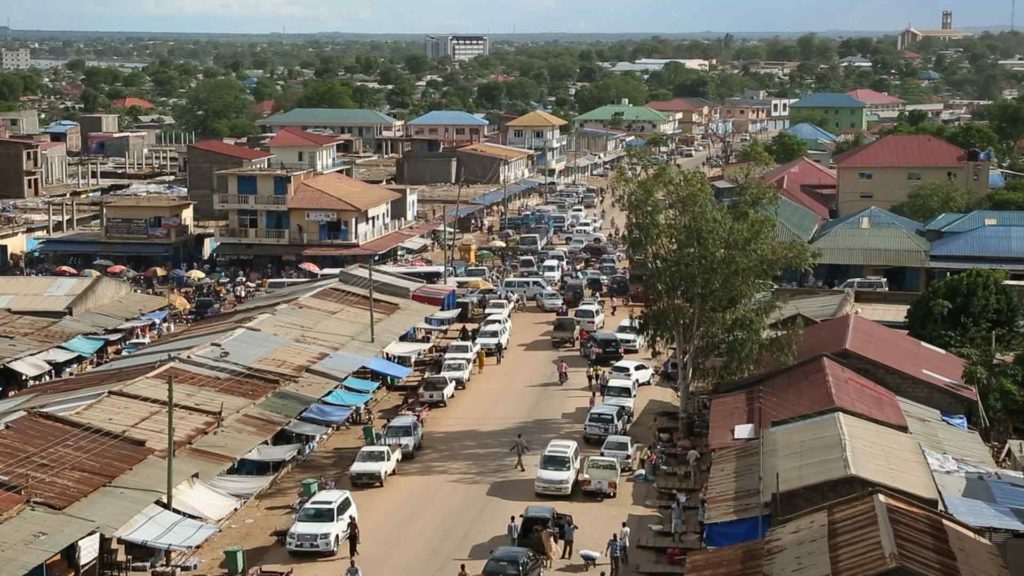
[556,359,569,385]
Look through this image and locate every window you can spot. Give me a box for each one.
[265,211,290,230]
[907,172,922,181]
[427,128,438,135]
[336,497,352,517]
[146,216,163,229]
[237,209,259,229]
[273,176,289,195]
[858,192,874,199]
[534,130,544,139]
[237,175,257,195]
[858,172,873,181]
[455,127,466,135]
[513,129,524,138]
[297,151,304,162]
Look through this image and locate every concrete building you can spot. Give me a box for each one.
[186,139,274,220]
[425,35,489,61]
[267,127,349,173]
[42,120,82,153]
[605,58,713,73]
[0,48,30,70]
[257,108,402,155]
[0,138,41,199]
[406,110,490,145]
[396,150,458,185]
[505,110,567,182]
[575,104,676,135]
[455,143,533,184]
[898,10,971,50]
[39,142,68,187]
[848,88,905,121]
[0,110,40,135]
[790,93,868,133]
[646,97,720,140]
[835,134,989,215]
[78,113,119,152]
[722,98,771,134]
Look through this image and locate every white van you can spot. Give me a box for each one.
[535,439,581,497]
[502,277,550,300]
[541,259,562,284]
[574,304,605,331]
[286,490,359,555]
[838,277,889,291]
[519,234,543,253]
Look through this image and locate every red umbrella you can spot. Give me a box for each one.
[298,262,321,274]
[53,265,78,276]
[107,264,128,275]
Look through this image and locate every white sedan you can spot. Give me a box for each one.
[477,324,511,355]
[536,290,564,312]
[613,319,645,353]
[608,360,655,386]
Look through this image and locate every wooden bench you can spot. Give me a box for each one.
[637,534,702,550]
[635,562,686,575]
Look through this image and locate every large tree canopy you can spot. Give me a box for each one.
[174,78,254,137]
[891,181,971,223]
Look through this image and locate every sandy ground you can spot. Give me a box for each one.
[193,176,696,576]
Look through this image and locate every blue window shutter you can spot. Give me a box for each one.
[238,176,257,195]
[274,176,288,195]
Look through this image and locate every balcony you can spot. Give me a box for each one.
[268,158,351,174]
[216,227,291,244]
[214,194,289,210]
[517,134,567,150]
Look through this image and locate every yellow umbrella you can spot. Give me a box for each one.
[79,269,101,277]
[465,279,493,289]
[168,294,190,311]
[185,269,206,280]
[146,266,167,277]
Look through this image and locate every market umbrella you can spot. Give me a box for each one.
[92,259,114,267]
[146,266,167,277]
[476,250,495,261]
[80,269,101,278]
[298,262,321,274]
[465,279,493,289]
[167,294,190,311]
[53,265,78,276]
[106,264,128,275]
[185,269,206,280]
[487,240,507,249]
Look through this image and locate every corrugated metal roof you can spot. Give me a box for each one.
[0,506,98,576]
[92,329,234,372]
[813,224,931,267]
[785,122,839,143]
[685,541,764,576]
[575,104,670,123]
[791,92,867,108]
[931,225,1024,260]
[194,328,329,378]
[705,443,765,523]
[57,292,169,331]
[898,397,995,469]
[0,413,152,509]
[67,393,218,451]
[407,110,489,126]
[923,212,966,231]
[258,389,317,419]
[261,107,398,126]
[772,194,821,243]
[834,134,967,167]
[189,411,285,460]
[929,210,1024,233]
[770,292,851,324]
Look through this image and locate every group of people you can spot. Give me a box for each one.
[503,514,632,574]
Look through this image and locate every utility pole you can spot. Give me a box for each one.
[450,177,464,271]
[165,372,175,567]
[501,159,509,221]
[441,206,449,284]
[368,256,376,343]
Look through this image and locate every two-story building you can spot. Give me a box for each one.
[214,170,413,265]
[456,143,533,185]
[42,120,82,153]
[790,93,868,134]
[186,140,274,220]
[406,110,490,146]
[267,127,349,173]
[834,134,989,216]
[722,98,771,134]
[505,110,567,183]
[257,108,403,155]
[645,97,719,141]
[575,104,676,136]
[0,110,39,136]
[847,89,904,122]
[0,138,41,199]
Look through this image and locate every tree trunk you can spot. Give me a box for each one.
[675,325,695,434]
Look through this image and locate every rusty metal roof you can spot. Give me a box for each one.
[685,541,764,576]
[190,411,286,460]
[0,505,99,575]
[705,443,766,524]
[66,392,218,452]
[0,413,152,509]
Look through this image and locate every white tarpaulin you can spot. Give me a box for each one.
[414,321,447,331]
[5,356,52,377]
[205,475,274,498]
[427,309,462,321]
[285,421,329,437]
[382,341,434,357]
[400,237,431,251]
[30,348,81,364]
[116,504,218,551]
[240,443,302,462]
[162,477,242,522]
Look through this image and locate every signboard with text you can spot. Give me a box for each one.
[305,211,338,222]
[105,217,148,238]
[76,532,100,566]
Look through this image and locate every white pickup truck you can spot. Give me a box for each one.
[580,456,621,498]
[348,445,402,487]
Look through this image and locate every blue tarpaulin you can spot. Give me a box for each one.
[941,413,969,430]
[321,389,373,407]
[469,180,539,206]
[299,403,354,425]
[60,335,108,356]
[365,356,413,379]
[704,516,770,548]
[341,377,382,394]
[142,310,169,322]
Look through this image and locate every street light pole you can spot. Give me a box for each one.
[165,371,175,567]
[368,256,376,343]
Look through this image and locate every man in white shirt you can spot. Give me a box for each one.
[686,447,701,485]
[345,559,362,576]
[619,521,631,565]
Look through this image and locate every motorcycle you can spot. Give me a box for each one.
[558,372,568,386]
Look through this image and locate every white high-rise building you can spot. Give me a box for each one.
[425,35,489,62]
[1,48,30,70]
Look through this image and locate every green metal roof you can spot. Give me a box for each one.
[812,207,930,267]
[261,107,398,126]
[925,210,1024,233]
[923,212,966,231]
[257,389,317,418]
[772,195,821,243]
[575,105,670,123]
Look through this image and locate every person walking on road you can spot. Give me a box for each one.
[507,515,520,545]
[345,560,362,576]
[586,364,595,390]
[560,519,578,559]
[510,433,530,471]
[459,325,470,341]
[605,533,623,575]
[610,296,618,317]
[670,500,683,542]
[347,517,360,557]
[619,521,631,565]
[477,349,486,373]
[687,447,701,485]
[496,340,504,364]
[589,390,597,408]
[458,563,470,576]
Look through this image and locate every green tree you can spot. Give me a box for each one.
[249,77,278,102]
[297,79,357,108]
[737,138,773,167]
[767,132,806,163]
[891,181,971,222]
[402,53,431,76]
[613,165,814,423]
[175,78,254,137]
[352,84,385,109]
[65,59,87,75]
[984,181,1024,210]
[980,97,1024,151]
[946,123,1000,153]
[574,74,648,113]
[80,88,108,113]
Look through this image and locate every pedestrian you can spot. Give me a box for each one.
[459,325,470,341]
[589,390,597,408]
[619,521,631,565]
[507,515,520,545]
[347,517,360,557]
[610,296,618,316]
[542,528,557,568]
[509,433,530,471]
[579,549,601,569]
[687,447,701,484]
[495,340,504,364]
[477,349,486,373]
[458,563,470,576]
[605,533,622,575]
[586,365,595,389]
[560,519,578,559]
[670,500,683,542]
[345,559,362,576]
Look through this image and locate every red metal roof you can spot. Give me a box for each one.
[0,489,27,515]
[267,126,343,147]
[847,88,903,106]
[251,99,275,116]
[834,134,967,168]
[189,139,274,161]
[646,97,701,112]
[792,314,975,401]
[110,97,154,109]
[709,355,908,450]
[760,157,836,220]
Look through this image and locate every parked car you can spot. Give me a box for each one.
[418,375,456,406]
[517,255,539,274]
[286,490,358,555]
[582,194,598,208]
[348,445,402,487]
[481,547,545,576]
[609,359,655,386]
[600,434,636,471]
[536,290,564,312]
[583,404,628,443]
[482,314,512,336]
[439,358,472,389]
[837,276,889,291]
[516,506,574,549]
[580,455,621,498]
[602,379,637,421]
[580,332,624,364]
[568,238,587,255]
[445,340,480,364]
[381,415,423,458]
[478,324,511,355]
[484,299,513,319]
[534,439,582,497]
[541,259,562,284]
[608,275,630,297]
[574,304,605,332]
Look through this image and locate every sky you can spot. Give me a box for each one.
[1,0,1010,34]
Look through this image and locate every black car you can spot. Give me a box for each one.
[193,297,221,319]
[482,547,544,576]
[608,275,630,297]
[516,506,575,550]
[580,332,624,364]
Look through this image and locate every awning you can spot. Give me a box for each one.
[299,402,354,425]
[412,284,457,307]
[400,237,431,251]
[284,420,330,437]
[427,309,462,321]
[414,321,448,331]
[321,389,373,407]
[341,377,382,394]
[117,319,152,329]
[116,504,219,551]
[382,341,434,357]
[205,475,274,499]
[365,356,413,379]
[5,356,52,378]
[240,443,302,463]
[163,477,241,522]
[30,348,81,364]
[36,240,175,256]
[258,389,317,419]
[60,335,108,356]
[142,310,169,322]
